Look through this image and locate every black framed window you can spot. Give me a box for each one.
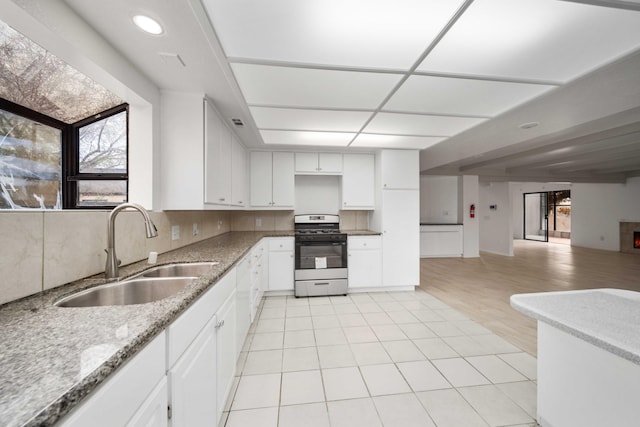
[65,104,129,208]
[0,97,128,209]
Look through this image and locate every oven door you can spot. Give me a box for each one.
[295,240,347,270]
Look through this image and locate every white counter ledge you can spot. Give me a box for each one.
[511,288,640,365]
[511,288,640,427]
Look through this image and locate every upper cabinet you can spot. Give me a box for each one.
[295,152,342,174]
[342,154,375,210]
[160,93,246,210]
[250,152,294,208]
[379,149,419,190]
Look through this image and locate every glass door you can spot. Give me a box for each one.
[523,192,548,242]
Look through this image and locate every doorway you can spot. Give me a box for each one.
[523,190,571,243]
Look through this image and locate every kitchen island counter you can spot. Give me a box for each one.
[0,231,292,427]
[511,288,640,427]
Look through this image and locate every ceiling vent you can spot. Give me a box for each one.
[231,118,244,127]
[157,52,186,67]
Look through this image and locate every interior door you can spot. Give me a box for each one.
[524,192,549,242]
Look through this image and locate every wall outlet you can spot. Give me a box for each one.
[171,225,180,241]
[192,223,199,236]
[256,218,262,227]
[217,220,223,230]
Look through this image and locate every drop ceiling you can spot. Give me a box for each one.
[59,0,640,182]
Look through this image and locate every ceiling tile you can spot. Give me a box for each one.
[260,130,354,146]
[351,134,446,150]
[365,112,487,137]
[417,0,640,82]
[232,63,402,109]
[204,0,465,70]
[249,107,372,132]
[386,75,556,116]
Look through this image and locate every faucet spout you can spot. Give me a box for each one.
[105,203,158,279]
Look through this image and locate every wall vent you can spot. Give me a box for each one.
[231,118,244,127]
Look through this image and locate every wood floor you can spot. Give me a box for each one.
[419,239,640,356]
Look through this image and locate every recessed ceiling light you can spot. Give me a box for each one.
[132,15,164,35]
[519,121,540,129]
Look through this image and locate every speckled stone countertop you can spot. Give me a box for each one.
[343,229,381,236]
[0,231,292,427]
[511,288,640,365]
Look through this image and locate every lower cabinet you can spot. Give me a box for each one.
[267,237,295,291]
[216,290,237,422]
[60,333,166,427]
[168,315,218,427]
[236,255,251,354]
[348,236,382,289]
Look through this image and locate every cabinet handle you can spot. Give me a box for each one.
[215,319,225,329]
[238,201,243,204]
[219,198,226,202]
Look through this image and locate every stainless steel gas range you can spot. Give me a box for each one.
[294,214,348,297]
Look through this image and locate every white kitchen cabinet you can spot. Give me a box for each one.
[342,153,375,210]
[160,93,246,210]
[295,152,342,174]
[235,254,251,354]
[250,151,294,208]
[267,237,294,291]
[205,102,232,205]
[168,314,218,427]
[60,334,166,427]
[348,236,382,289]
[216,290,237,423]
[231,136,247,207]
[420,225,463,258]
[380,149,419,190]
[380,190,420,288]
[250,241,266,321]
[126,378,168,427]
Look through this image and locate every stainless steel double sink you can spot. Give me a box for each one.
[55,262,219,308]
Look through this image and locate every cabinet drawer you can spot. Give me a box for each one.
[268,237,294,252]
[348,236,382,250]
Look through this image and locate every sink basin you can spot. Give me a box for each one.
[55,277,193,308]
[137,262,219,278]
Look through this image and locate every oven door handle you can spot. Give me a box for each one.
[314,282,330,286]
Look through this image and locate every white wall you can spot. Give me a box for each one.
[420,176,459,223]
[572,177,640,251]
[479,182,513,256]
[294,175,341,215]
[459,175,480,258]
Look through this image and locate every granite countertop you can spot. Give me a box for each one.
[343,229,381,236]
[511,288,640,365]
[0,231,293,427]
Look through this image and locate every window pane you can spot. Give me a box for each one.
[0,108,61,209]
[79,111,127,173]
[77,180,126,207]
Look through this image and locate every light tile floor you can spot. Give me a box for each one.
[221,289,539,427]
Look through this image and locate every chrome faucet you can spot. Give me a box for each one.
[105,203,158,279]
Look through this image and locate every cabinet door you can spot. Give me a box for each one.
[348,250,382,288]
[126,378,168,427]
[216,291,237,422]
[272,152,294,207]
[318,153,342,173]
[380,150,419,190]
[342,154,375,209]
[236,256,251,354]
[205,102,232,205]
[250,152,273,207]
[295,152,318,173]
[268,250,294,291]
[231,137,247,207]
[168,317,217,427]
[381,190,420,287]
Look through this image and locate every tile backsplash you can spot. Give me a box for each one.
[0,209,371,305]
[0,210,230,305]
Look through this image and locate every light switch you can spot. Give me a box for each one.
[171,225,180,241]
